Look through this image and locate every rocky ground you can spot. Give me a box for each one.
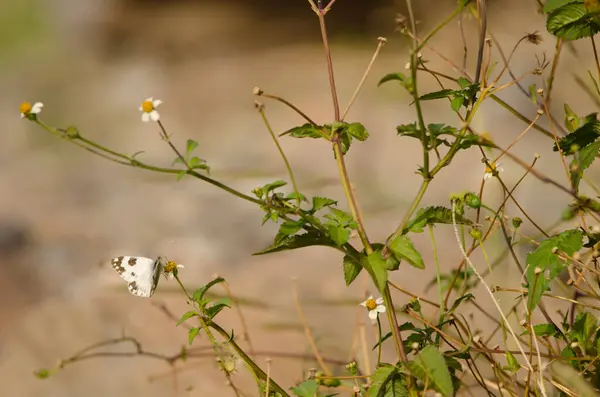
[0,1,595,396]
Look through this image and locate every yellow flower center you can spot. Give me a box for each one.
[364,298,377,311]
[485,162,497,173]
[164,260,178,273]
[141,100,154,113]
[20,102,32,114]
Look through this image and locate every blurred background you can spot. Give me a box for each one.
[1,0,597,395]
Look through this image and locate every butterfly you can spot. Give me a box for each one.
[110,255,168,298]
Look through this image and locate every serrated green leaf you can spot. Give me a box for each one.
[396,122,418,136]
[312,196,337,212]
[177,310,198,326]
[522,323,561,337]
[388,235,424,269]
[343,254,363,286]
[327,224,351,246]
[188,327,200,345]
[279,220,305,235]
[526,229,583,311]
[253,231,337,255]
[291,379,319,397]
[367,251,389,293]
[263,180,287,194]
[554,121,600,154]
[546,3,600,41]
[570,140,600,193]
[326,208,356,227]
[368,364,397,397]
[406,346,453,397]
[404,206,472,234]
[570,312,597,349]
[345,122,369,141]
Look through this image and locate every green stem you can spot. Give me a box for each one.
[209,321,290,397]
[376,316,383,367]
[406,0,430,178]
[428,225,445,346]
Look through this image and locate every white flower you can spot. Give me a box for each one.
[483,162,504,180]
[20,101,44,118]
[139,97,162,122]
[359,295,386,321]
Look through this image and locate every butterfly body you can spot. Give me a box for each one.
[111,255,167,297]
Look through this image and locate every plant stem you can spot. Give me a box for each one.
[209,321,290,397]
[259,108,301,208]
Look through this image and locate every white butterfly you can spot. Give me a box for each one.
[110,255,167,298]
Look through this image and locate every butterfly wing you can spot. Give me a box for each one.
[110,256,163,298]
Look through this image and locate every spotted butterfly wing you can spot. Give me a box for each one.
[110,256,166,297]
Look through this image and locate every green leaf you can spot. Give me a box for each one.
[368,364,400,397]
[188,327,200,345]
[176,170,186,181]
[378,72,408,86]
[569,312,597,349]
[279,220,305,236]
[284,123,326,139]
[419,89,455,101]
[343,254,363,286]
[367,251,389,293]
[543,0,580,14]
[193,277,226,304]
[253,231,337,255]
[404,206,472,234]
[526,229,583,311]
[528,84,538,104]
[504,351,521,373]
[570,140,600,193]
[523,323,562,337]
[396,122,418,136]
[312,196,337,212]
[406,346,453,397]
[325,208,357,228]
[291,379,319,397]
[345,122,369,141]
[327,224,351,246]
[186,139,199,156]
[546,3,600,41]
[450,96,464,111]
[554,121,600,154]
[565,103,580,132]
[388,235,424,269]
[205,299,231,320]
[177,310,198,326]
[263,180,287,194]
[448,293,474,314]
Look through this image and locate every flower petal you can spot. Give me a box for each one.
[150,110,160,121]
[375,305,386,313]
[359,300,368,307]
[153,99,163,107]
[375,297,384,305]
[141,112,150,122]
[31,102,44,114]
[368,310,378,320]
[145,97,153,102]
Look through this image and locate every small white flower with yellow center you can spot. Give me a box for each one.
[163,259,184,279]
[20,101,44,119]
[139,97,162,122]
[359,295,386,321]
[483,161,504,180]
